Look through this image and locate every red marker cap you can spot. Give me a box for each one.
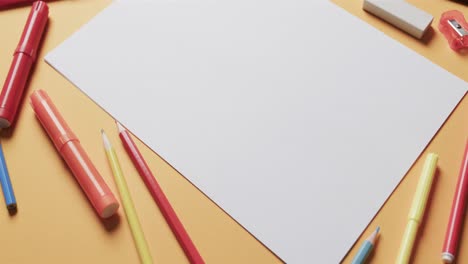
[0,1,48,128]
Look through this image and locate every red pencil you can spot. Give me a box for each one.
[116,122,205,264]
[442,139,468,264]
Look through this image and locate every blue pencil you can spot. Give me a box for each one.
[351,226,380,264]
[0,142,16,211]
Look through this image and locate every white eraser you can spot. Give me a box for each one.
[363,0,434,39]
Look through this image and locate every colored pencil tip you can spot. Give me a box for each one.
[368,226,380,244]
[101,129,112,150]
[116,122,126,133]
[7,203,17,215]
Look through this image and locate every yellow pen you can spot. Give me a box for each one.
[101,130,153,264]
[395,153,438,264]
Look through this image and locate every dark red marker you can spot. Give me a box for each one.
[0,0,39,9]
[0,1,48,127]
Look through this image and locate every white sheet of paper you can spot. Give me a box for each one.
[46,0,467,262]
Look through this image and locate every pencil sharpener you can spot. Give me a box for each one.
[439,10,468,51]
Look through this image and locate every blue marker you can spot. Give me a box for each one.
[0,142,16,211]
[351,226,380,264]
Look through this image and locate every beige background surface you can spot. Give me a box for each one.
[0,0,466,263]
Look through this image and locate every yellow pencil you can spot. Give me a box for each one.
[395,153,438,264]
[101,130,153,264]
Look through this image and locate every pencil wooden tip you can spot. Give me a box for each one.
[101,129,112,150]
[368,226,380,244]
[116,122,126,133]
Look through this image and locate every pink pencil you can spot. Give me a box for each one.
[116,122,204,264]
[442,140,468,263]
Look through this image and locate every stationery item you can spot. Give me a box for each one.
[351,227,380,264]
[0,0,37,8]
[363,0,433,39]
[442,140,468,263]
[117,122,204,264]
[439,10,468,51]
[30,90,119,218]
[0,1,48,128]
[45,0,467,262]
[396,153,438,264]
[101,130,152,264]
[0,142,16,211]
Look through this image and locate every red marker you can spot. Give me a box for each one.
[442,140,468,263]
[0,1,48,128]
[0,0,38,8]
[30,90,119,218]
[117,122,205,264]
